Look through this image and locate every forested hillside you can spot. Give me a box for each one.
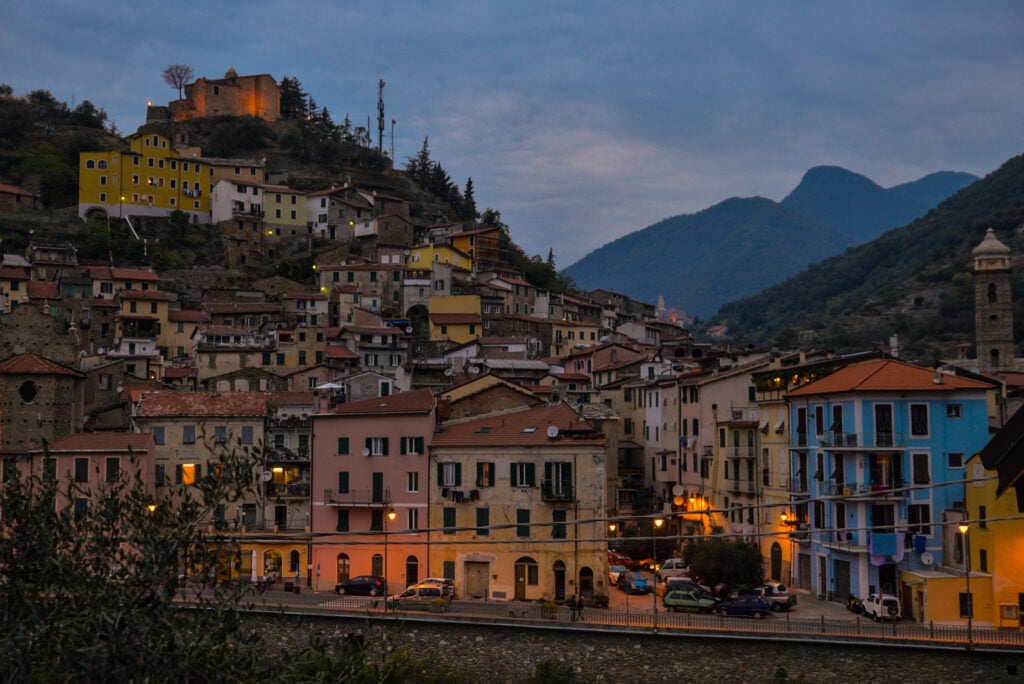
[710,153,1024,362]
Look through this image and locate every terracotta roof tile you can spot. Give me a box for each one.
[328,388,435,416]
[325,346,359,359]
[168,310,209,322]
[0,353,80,376]
[27,281,59,298]
[136,391,269,417]
[431,402,602,447]
[269,391,315,406]
[788,359,993,396]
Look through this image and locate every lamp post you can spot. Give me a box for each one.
[653,516,664,627]
[384,507,396,602]
[958,522,973,649]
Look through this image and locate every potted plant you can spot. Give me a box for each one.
[429,597,448,613]
[540,601,558,619]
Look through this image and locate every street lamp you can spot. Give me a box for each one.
[653,516,664,626]
[384,507,397,601]
[958,522,973,649]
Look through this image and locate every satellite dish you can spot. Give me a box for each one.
[405,326,413,334]
[920,551,934,566]
[672,484,684,497]
[546,425,559,439]
[260,471,273,482]
[443,368,453,376]
[468,365,480,375]
[361,447,371,457]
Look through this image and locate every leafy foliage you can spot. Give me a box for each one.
[203,116,276,158]
[682,537,765,596]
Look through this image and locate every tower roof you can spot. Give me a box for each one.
[973,227,1010,257]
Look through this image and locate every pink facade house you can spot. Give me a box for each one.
[310,388,435,593]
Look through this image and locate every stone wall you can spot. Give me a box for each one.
[254,613,1023,683]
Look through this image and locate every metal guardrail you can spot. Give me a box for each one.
[175,586,1024,652]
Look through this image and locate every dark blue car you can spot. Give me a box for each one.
[617,571,649,594]
[715,595,772,618]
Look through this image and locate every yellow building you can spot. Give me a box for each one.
[428,295,482,344]
[78,133,210,223]
[551,320,602,357]
[407,244,474,273]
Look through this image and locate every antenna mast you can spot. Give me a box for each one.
[377,79,385,154]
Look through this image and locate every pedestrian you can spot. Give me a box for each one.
[569,594,578,621]
[576,593,585,621]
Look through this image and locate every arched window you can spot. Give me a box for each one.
[263,550,282,580]
[515,556,538,585]
[97,160,108,169]
[289,549,300,573]
[578,567,594,596]
[371,553,383,577]
[988,283,998,303]
[86,160,95,169]
[336,553,350,581]
[553,560,567,601]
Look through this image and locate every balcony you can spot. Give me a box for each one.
[817,431,908,449]
[820,480,905,497]
[266,447,310,462]
[268,415,311,429]
[541,479,574,502]
[728,446,756,459]
[726,478,757,494]
[269,482,310,498]
[323,487,391,507]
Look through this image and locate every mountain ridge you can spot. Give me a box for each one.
[564,165,978,318]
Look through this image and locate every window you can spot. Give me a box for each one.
[408,508,419,531]
[979,505,987,529]
[959,592,974,619]
[443,507,456,533]
[370,510,383,531]
[516,509,531,537]
[511,462,536,487]
[948,452,964,469]
[407,471,419,492]
[400,436,424,455]
[105,457,120,483]
[74,498,89,521]
[910,404,929,436]
[947,404,963,418]
[908,504,931,536]
[337,437,349,455]
[551,509,567,539]
[815,406,825,436]
[241,426,254,445]
[476,462,494,487]
[980,549,988,573]
[438,462,462,487]
[152,426,165,445]
[337,472,349,493]
[476,507,489,535]
[183,425,196,445]
[214,426,227,444]
[544,461,572,497]
[276,353,285,365]
[365,437,389,456]
[177,463,199,485]
[813,500,825,529]
[336,510,349,532]
[912,452,930,484]
[75,458,89,483]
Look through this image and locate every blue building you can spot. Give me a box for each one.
[784,358,993,606]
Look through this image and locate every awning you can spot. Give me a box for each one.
[775,417,786,432]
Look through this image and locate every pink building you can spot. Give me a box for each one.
[310,388,435,592]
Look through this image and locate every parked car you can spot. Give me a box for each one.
[334,575,386,596]
[387,583,446,609]
[609,564,628,586]
[658,557,690,581]
[715,595,773,618]
[419,577,455,598]
[663,589,719,613]
[730,583,797,612]
[617,570,649,594]
[663,577,716,599]
[861,593,902,621]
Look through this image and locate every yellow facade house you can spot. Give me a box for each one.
[428,294,482,344]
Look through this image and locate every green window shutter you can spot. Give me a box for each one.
[372,472,384,502]
[415,437,424,454]
[336,510,349,532]
[338,471,349,493]
[476,507,489,535]
[455,463,462,486]
[338,437,349,455]
[526,463,536,487]
[438,462,444,485]
[552,509,567,539]
[382,437,389,455]
[400,437,408,455]
[544,462,552,486]
[443,507,456,532]
[510,463,518,487]
[476,462,485,487]
[365,437,372,453]
[516,509,530,537]
[563,463,572,489]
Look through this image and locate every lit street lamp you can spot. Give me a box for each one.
[958,522,973,649]
[653,516,664,626]
[384,507,397,602]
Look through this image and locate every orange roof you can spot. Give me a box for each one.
[136,391,269,417]
[27,281,59,298]
[168,310,209,322]
[119,290,175,301]
[0,353,80,376]
[163,367,198,379]
[112,268,160,281]
[269,391,315,406]
[431,402,602,447]
[788,359,993,397]
[325,346,359,359]
[0,267,29,280]
[328,388,435,416]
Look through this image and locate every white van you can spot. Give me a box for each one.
[658,557,689,581]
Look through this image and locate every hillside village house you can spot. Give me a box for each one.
[428,401,607,602]
[310,388,436,592]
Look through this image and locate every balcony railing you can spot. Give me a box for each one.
[728,447,757,459]
[266,447,310,462]
[541,480,574,502]
[726,479,757,494]
[817,431,908,449]
[323,487,391,507]
[269,482,310,498]
[820,480,905,497]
